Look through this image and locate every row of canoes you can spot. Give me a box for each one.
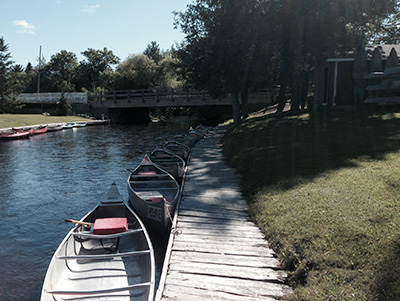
[0,122,87,140]
[40,124,209,301]
[128,125,208,235]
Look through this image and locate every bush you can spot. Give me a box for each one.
[56,92,72,116]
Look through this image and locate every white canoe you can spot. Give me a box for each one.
[41,183,155,301]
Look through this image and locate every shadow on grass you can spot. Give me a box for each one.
[223,108,399,196]
[372,235,400,300]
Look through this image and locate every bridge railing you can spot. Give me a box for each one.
[17,92,88,104]
[88,88,210,103]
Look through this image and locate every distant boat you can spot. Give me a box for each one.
[62,122,74,129]
[41,183,155,301]
[0,129,31,140]
[73,122,86,127]
[47,124,64,132]
[32,125,48,135]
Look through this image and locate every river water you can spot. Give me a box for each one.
[0,122,194,300]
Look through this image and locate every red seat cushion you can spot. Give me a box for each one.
[138,171,157,176]
[93,217,127,235]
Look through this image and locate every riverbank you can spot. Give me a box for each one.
[222,109,400,300]
[0,114,108,132]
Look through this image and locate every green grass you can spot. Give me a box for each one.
[222,109,400,300]
[0,114,91,129]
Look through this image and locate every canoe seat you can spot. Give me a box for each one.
[72,228,143,239]
[56,249,150,260]
[138,171,157,176]
[45,282,152,295]
[133,187,178,191]
[146,197,174,203]
[93,217,127,235]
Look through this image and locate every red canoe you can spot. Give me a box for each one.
[0,129,31,140]
[32,125,48,135]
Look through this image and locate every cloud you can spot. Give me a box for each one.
[82,4,100,14]
[13,20,36,35]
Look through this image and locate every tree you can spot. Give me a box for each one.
[269,0,398,112]
[144,41,163,64]
[367,4,400,44]
[156,55,183,89]
[46,50,78,92]
[10,64,30,96]
[56,92,72,116]
[0,37,15,112]
[77,47,120,91]
[115,54,158,90]
[175,0,267,125]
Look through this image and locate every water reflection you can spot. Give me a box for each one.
[0,123,192,300]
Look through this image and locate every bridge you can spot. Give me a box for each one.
[88,88,276,108]
[16,89,277,122]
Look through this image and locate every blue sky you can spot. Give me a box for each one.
[1,0,192,67]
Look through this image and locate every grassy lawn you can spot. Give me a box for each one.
[0,114,91,129]
[222,108,400,300]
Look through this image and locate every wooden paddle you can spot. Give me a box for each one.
[65,219,93,226]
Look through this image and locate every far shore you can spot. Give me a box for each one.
[0,114,109,132]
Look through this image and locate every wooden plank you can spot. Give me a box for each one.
[172,227,265,239]
[172,240,276,257]
[177,214,255,226]
[175,221,262,233]
[164,271,290,298]
[173,234,269,246]
[178,208,249,219]
[168,261,288,282]
[162,285,279,301]
[179,200,249,212]
[168,250,282,268]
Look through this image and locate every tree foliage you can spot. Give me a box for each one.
[115,54,158,90]
[0,37,17,112]
[46,50,78,92]
[173,0,398,118]
[143,41,163,64]
[175,0,270,124]
[77,47,120,91]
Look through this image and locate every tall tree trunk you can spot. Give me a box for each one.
[290,68,301,112]
[313,62,325,113]
[300,70,309,111]
[241,88,249,120]
[277,80,287,113]
[231,91,242,125]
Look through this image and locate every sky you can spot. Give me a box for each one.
[1,0,193,67]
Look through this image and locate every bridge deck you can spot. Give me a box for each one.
[156,126,292,300]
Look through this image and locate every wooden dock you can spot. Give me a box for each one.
[156,125,293,300]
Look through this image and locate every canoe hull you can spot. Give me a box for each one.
[0,131,30,139]
[127,155,180,234]
[150,148,185,183]
[41,183,155,301]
